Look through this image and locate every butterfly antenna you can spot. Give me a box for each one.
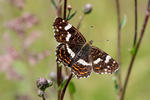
[93,39,110,44]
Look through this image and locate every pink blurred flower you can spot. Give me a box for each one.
[37,50,49,60]
[8,47,20,59]
[10,0,26,9]
[28,50,50,65]
[15,94,31,100]
[28,55,38,65]
[6,66,23,80]
[0,47,22,80]
[23,31,41,49]
[5,17,25,35]
[5,13,39,35]
[22,13,39,28]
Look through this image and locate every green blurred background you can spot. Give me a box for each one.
[0,0,150,100]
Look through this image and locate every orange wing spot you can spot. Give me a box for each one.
[59,49,62,59]
[72,65,79,71]
[67,57,71,61]
[73,64,86,70]
[79,71,88,75]
[59,36,62,41]
[63,51,71,62]
[94,67,100,69]
[64,59,70,64]
[73,64,88,75]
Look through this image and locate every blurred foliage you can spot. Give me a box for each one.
[0,0,150,100]
[68,81,76,95]
[120,15,127,29]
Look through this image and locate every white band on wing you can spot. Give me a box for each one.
[77,59,92,66]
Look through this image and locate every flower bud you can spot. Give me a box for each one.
[47,80,53,86]
[38,90,44,97]
[36,77,52,91]
[83,3,92,14]
[49,72,57,82]
[67,5,72,11]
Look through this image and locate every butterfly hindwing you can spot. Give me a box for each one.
[91,46,119,74]
[71,45,92,78]
[56,44,72,66]
[53,17,86,45]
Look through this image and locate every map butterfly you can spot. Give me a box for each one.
[53,17,119,78]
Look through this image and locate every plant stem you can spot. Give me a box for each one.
[77,14,85,29]
[133,0,138,46]
[57,0,68,100]
[115,0,122,97]
[42,94,46,100]
[60,73,73,100]
[63,0,67,19]
[57,63,62,100]
[120,1,150,100]
[56,0,62,100]
[57,0,62,17]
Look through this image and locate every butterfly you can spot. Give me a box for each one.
[53,17,119,79]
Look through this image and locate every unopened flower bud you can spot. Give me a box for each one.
[36,77,52,91]
[83,3,92,14]
[67,5,72,11]
[47,80,53,86]
[38,90,44,97]
[49,72,57,82]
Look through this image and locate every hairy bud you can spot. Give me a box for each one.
[36,77,53,91]
[83,3,93,14]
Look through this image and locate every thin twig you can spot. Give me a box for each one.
[133,0,138,46]
[57,0,62,17]
[60,73,73,100]
[115,0,122,97]
[77,14,85,29]
[63,0,67,19]
[56,0,62,100]
[58,0,68,99]
[42,94,46,100]
[57,63,62,100]
[120,1,150,100]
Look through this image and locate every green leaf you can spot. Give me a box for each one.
[113,77,119,94]
[58,80,67,91]
[67,11,77,21]
[51,0,57,9]
[130,45,137,55]
[68,81,76,94]
[66,9,71,20]
[120,15,127,29]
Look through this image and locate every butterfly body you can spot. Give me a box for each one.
[53,17,119,78]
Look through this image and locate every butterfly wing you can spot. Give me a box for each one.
[56,43,92,79]
[54,17,87,68]
[71,48,92,79]
[56,43,84,66]
[91,46,119,74]
[56,44,72,66]
[53,17,86,45]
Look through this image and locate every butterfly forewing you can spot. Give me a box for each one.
[53,17,86,45]
[91,46,119,74]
